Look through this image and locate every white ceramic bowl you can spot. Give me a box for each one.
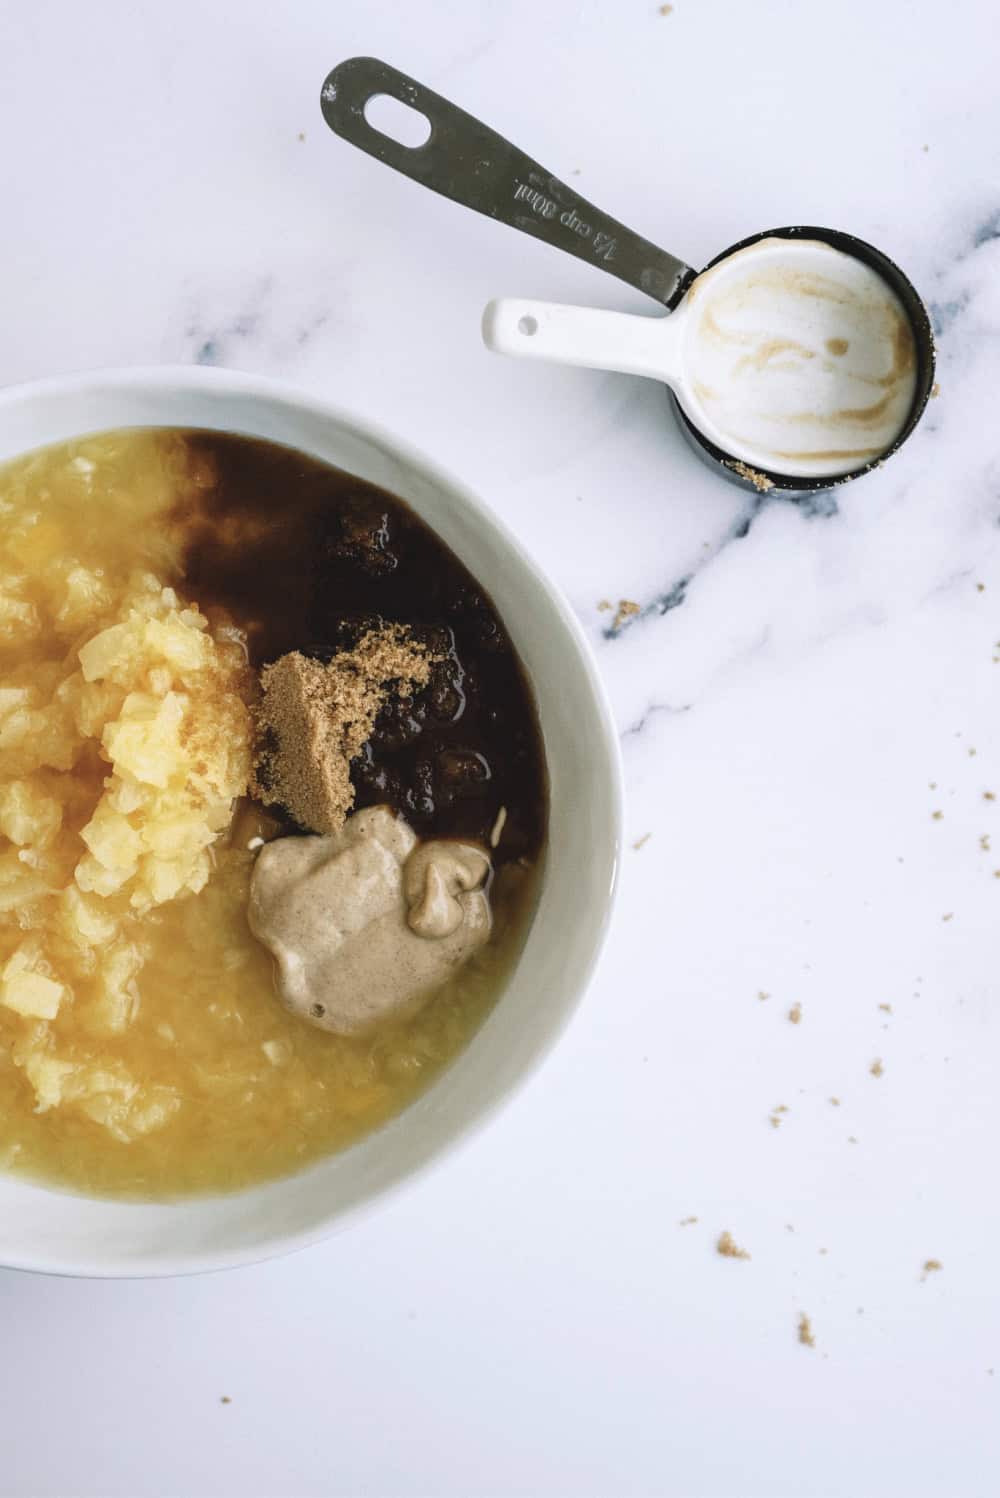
[0,366,623,1277]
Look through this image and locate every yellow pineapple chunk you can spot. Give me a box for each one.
[2,970,63,1019]
[54,566,113,633]
[0,779,62,847]
[1,969,65,1020]
[0,686,33,721]
[0,589,40,645]
[79,803,143,871]
[57,886,118,949]
[102,691,184,787]
[77,621,133,682]
[70,677,126,739]
[20,1053,74,1112]
[86,941,142,1034]
[143,615,208,672]
[0,849,50,912]
[74,853,132,898]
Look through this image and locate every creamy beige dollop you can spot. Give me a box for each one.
[248,806,491,1036]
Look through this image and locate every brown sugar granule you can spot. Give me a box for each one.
[716,1230,750,1260]
[921,1259,943,1280]
[870,1058,884,1078]
[220,1396,232,1405]
[757,990,770,1002]
[727,459,774,492]
[798,1313,816,1348]
[679,1215,698,1227]
[788,1003,802,1024]
[632,832,652,850]
[596,599,612,612]
[981,835,991,852]
[829,1096,841,1106]
[931,810,943,821]
[611,599,641,632]
[879,1003,893,1014]
[251,628,432,835]
[985,791,996,802]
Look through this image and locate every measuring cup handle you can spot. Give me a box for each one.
[482,298,683,384]
[320,57,696,310]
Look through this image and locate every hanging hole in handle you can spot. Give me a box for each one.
[518,315,539,336]
[363,93,432,149]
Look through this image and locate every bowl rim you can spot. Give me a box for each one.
[0,363,624,1277]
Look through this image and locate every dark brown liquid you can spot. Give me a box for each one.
[172,432,547,864]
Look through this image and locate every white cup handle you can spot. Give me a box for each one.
[481,298,683,386]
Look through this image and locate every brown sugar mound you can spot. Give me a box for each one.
[251,627,432,835]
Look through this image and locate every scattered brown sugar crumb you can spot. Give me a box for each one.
[985,791,996,802]
[727,459,774,492]
[981,835,991,852]
[251,628,433,835]
[931,810,944,820]
[632,832,652,850]
[921,1259,943,1281]
[788,1003,802,1024]
[879,1003,893,1014]
[757,990,770,1002]
[798,1313,816,1349]
[769,1104,789,1128]
[297,131,306,142]
[658,2,674,12]
[679,1215,698,1227]
[942,913,954,923]
[716,1230,750,1260]
[596,599,612,612]
[829,1096,841,1106]
[969,747,978,757]
[220,1396,232,1405]
[869,1058,884,1078]
[611,599,641,632]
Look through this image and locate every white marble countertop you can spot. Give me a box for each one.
[2,2,998,1494]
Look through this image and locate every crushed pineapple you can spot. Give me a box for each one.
[0,436,251,1145]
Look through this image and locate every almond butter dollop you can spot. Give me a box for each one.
[248,807,491,1035]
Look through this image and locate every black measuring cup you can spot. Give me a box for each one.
[320,56,935,495]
